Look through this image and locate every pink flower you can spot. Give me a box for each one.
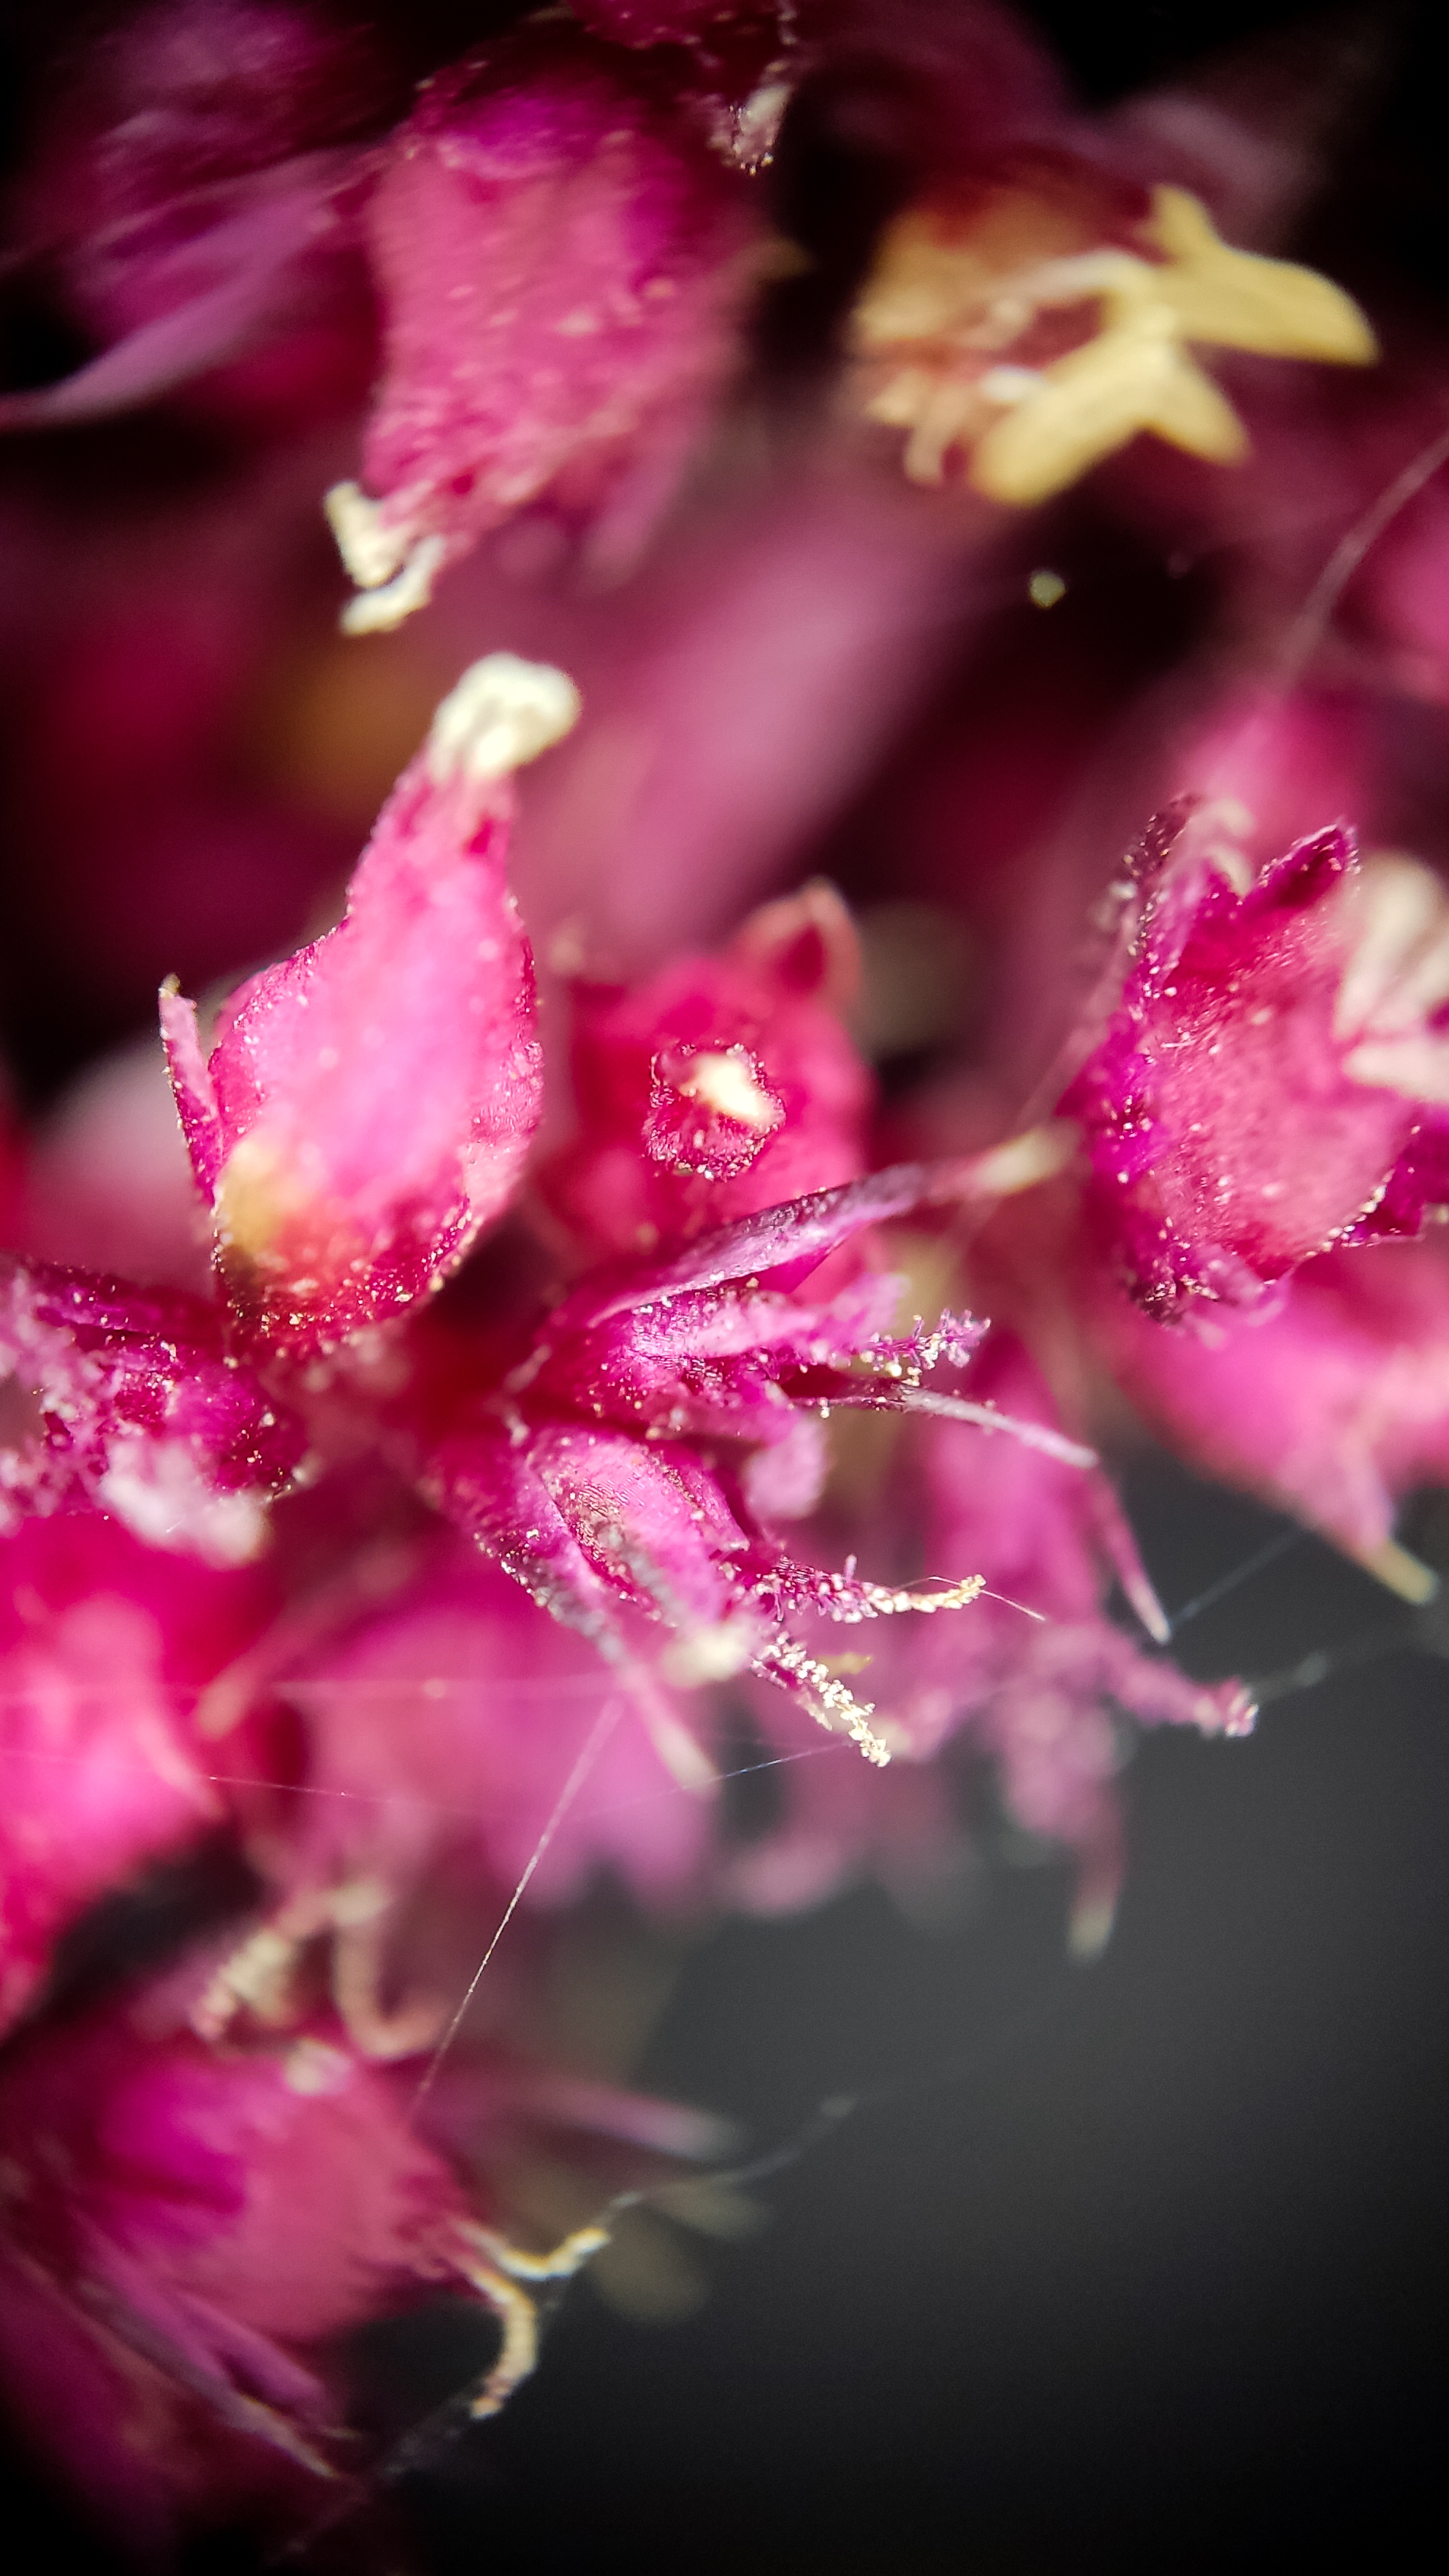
[1062,801,1449,1316]
[0,1517,271,2037]
[0,1981,573,2550]
[425,1163,1052,1769]
[11,4,1438,2556]
[325,24,760,630]
[1,1257,303,1561]
[0,1938,725,2552]
[162,657,573,1357]
[541,881,870,1260]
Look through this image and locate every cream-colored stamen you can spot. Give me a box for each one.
[339,536,446,634]
[426,654,582,785]
[851,183,1375,506]
[324,479,410,588]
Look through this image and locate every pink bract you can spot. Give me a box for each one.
[541,881,871,1260]
[1062,804,1449,1316]
[1092,1239,1449,1577]
[0,1517,271,2038]
[327,26,759,628]
[0,1989,495,2548]
[161,659,562,1358]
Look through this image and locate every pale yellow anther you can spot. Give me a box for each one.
[1350,1536,1439,1605]
[340,536,446,634]
[960,1121,1077,1200]
[660,1613,761,1686]
[850,181,1377,506]
[449,2217,617,2420]
[214,1129,309,1264]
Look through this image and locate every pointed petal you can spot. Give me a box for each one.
[159,980,224,1204]
[1149,186,1377,362]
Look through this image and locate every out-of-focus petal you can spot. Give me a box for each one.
[0,2,389,432]
[1,1258,303,1561]
[0,1517,275,2035]
[326,27,759,628]
[1093,1239,1449,1585]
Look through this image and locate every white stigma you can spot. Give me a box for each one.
[673,1049,783,1133]
[324,480,411,589]
[427,655,582,786]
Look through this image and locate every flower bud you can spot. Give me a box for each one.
[325,29,757,628]
[162,658,573,1357]
[542,882,869,1258]
[1063,807,1449,1314]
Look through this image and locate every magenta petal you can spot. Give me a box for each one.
[328,28,758,622]
[572,0,784,53]
[164,660,568,1355]
[0,1520,251,2037]
[1,2,387,433]
[549,1160,939,1334]
[0,156,362,430]
[1,1257,303,1559]
[1063,809,1449,1315]
[159,982,225,1203]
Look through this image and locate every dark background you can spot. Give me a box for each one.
[4,5,1449,2569]
[10,1463,1449,2572]
[397,1465,1449,2575]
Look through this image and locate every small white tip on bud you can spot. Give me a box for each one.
[340,538,446,634]
[427,655,582,785]
[326,484,447,633]
[324,481,410,590]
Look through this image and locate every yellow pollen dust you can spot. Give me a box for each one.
[850,182,1376,505]
[214,1130,314,1265]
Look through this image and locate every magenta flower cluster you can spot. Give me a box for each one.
[2,0,1448,2558]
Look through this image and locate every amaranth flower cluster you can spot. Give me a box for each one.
[4,0,1449,2559]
